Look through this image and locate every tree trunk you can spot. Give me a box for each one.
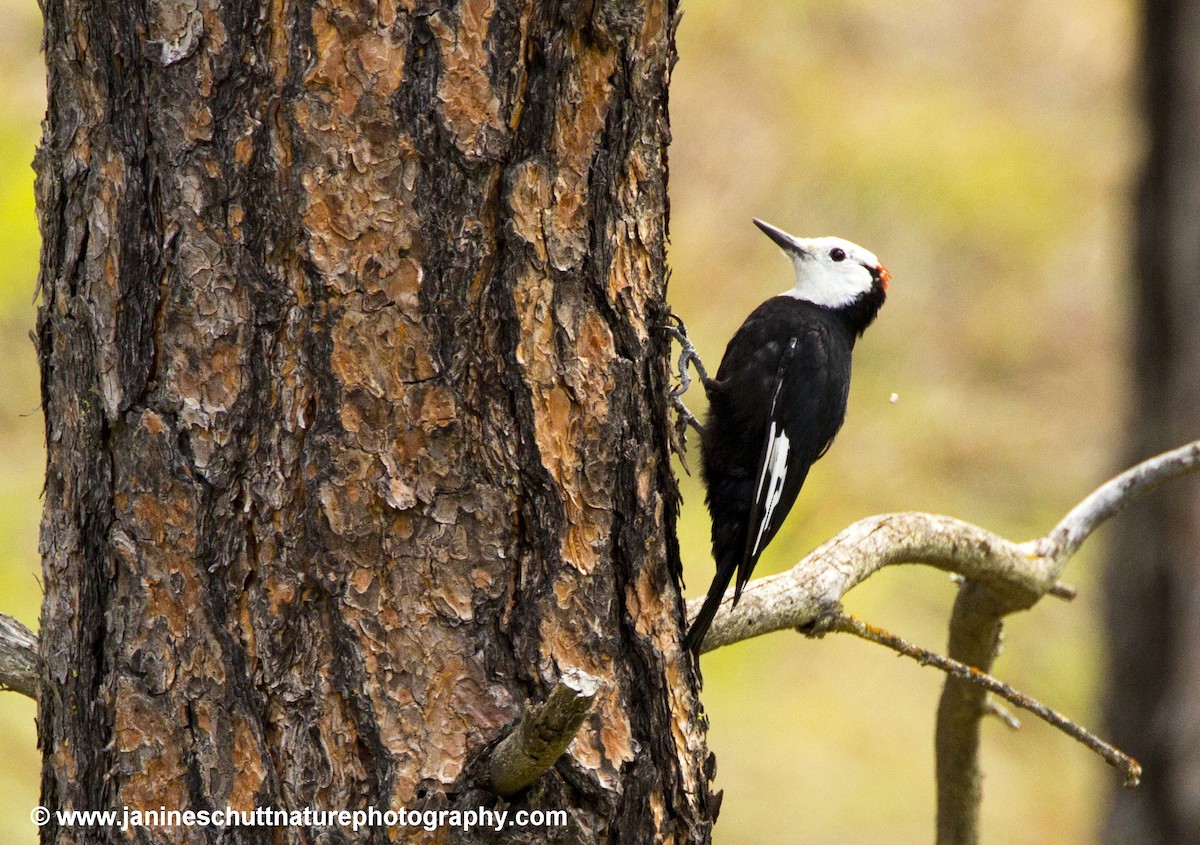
[34,1,714,842]
[1103,1,1200,842]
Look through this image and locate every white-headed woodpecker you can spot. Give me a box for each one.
[683,219,889,655]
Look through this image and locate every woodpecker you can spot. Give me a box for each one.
[683,219,889,655]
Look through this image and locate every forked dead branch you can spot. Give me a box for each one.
[680,432,1200,845]
[689,438,1200,651]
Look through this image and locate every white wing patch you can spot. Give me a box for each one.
[751,422,790,557]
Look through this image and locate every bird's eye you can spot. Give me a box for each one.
[829,247,846,262]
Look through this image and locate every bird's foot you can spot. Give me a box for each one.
[658,314,711,396]
[655,316,710,451]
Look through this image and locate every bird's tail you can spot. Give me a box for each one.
[683,562,736,656]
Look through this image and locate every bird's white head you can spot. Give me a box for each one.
[753,219,889,309]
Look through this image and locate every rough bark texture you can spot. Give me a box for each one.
[34,0,714,842]
[1103,0,1200,842]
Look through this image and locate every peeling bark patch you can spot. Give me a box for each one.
[149,0,204,66]
[109,410,266,810]
[159,230,251,474]
[307,2,407,116]
[605,215,657,340]
[547,40,617,272]
[113,678,191,811]
[331,305,433,398]
[430,0,506,159]
[229,712,268,806]
[337,594,517,804]
[301,2,420,303]
[509,178,618,578]
[84,150,126,418]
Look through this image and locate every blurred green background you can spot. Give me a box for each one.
[0,0,49,840]
[0,0,1135,842]
[669,1,1133,842]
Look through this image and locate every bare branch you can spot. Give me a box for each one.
[688,440,1200,653]
[929,442,1197,842]
[0,613,39,700]
[682,443,1198,845]
[688,512,1046,654]
[935,581,1005,845]
[1038,440,1200,560]
[487,668,601,797]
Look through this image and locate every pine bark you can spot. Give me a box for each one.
[34,0,714,842]
[1103,1,1200,841]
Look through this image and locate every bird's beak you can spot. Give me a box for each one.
[753,219,806,256]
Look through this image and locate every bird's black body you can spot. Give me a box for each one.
[683,242,887,656]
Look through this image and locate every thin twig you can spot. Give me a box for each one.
[825,610,1141,787]
[1049,581,1077,601]
[982,699,1021,730]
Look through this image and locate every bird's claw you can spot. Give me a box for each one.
[656,317,709,445]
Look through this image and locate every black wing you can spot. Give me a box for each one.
[733,320,850,600]
[734,337,798,599]
[688,303,852,656]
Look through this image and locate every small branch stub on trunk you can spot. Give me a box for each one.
[488,668,601,798]
[0,613,38,700]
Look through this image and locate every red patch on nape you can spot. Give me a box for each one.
[878,265,891,292]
